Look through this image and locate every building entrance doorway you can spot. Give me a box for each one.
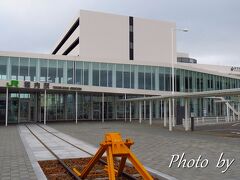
[19,100,30,122]
[8,93,39,123]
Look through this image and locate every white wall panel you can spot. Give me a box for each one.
[134,18,176,64]
[79,10,129,62]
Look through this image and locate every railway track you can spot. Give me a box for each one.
[25,124,139,180]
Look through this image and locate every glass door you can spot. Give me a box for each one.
[8,97,19,123]
[19,100,30,122]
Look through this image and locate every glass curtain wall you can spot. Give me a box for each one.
[3,54,240,120]
[1,56,240,93]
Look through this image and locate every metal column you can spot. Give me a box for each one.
[238,103,240,121]
[185,98,189,131]
[149,100,152,125]
[172,99,175,127]
[18,93,20,124]
[144,100,146,120]
[155,100,160,119]
[124,94,127,122]
[44,89,47,125]
[113,96,116,120]
[5,87,8,127]
[75,91,78,124]
[102,93,104,123]
[226,103,229,122]
[160,100,163,119]
[139,101,142,123]
[115,97,118,120]
[64,94,67,120]
[164,100,167,127]
[134,102,138,119]
[129,102,132,122]
[90,95,93,120]
[169,98,172,131]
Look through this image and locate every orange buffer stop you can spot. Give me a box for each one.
[73,132,154,180]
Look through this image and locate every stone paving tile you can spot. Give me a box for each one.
[21,124,91,160]
[49,121,240,180]
[0,125,37,180]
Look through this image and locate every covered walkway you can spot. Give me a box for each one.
[121,88,240,131]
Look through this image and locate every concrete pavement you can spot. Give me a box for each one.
[0,125,36,180]
[49,120,240,180]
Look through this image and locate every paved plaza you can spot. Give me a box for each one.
[49,120,240,180]
[0,125,36,180]
[0,121,239,180]
[18,124,171,179]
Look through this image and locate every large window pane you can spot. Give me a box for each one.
[67,61,73,84]
[19,58,29,81]
[0,56,8,80]
[165,67,171,91]
[10,57,19,80]
[176,69,180,92]
[108,64,113,87]
[189,71,192,91]
[152,67,155,90]
[40,59,48,82]
[124,65,130,88]
[29,58,37,81]
[159,67,165,91]
[92,63,99,86]
[100,63,107,87]
[130,65,135,89]
[184,70,189,92]
[48,60,57,83]
[145,66,151,90]
[83,62,89,85]
[57,60,64,83]
[138,66,144,89]
[76,61,83,84]
[116,64,123,88]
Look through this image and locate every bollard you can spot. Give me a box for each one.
[191,117,194,131]
[190,113,195,131]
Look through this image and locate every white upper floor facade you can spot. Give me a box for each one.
[52,10,176,66]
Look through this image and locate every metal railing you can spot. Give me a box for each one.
[183,116,240,126]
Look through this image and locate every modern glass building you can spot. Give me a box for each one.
[1,10,240,126]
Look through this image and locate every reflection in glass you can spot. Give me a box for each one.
[138,66,144,89]
[100,63,107,87]
[116,65,123,88]
[76,62,83,84]
[108,64,113,87]
[40,59,48,82]
[0,57,7,80]
[131,65,135,89]
[30,58,37,81]
[67,61,73,84]
[92,63,99,86]
[124,65,130,88]
[145,66,151,90]
[83,62,89,85]
[48,60,57,83]
[57,60,64,83]
[10,57,19,80]
[19,58,29,81]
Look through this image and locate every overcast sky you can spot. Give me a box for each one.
[0,0,239,66]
